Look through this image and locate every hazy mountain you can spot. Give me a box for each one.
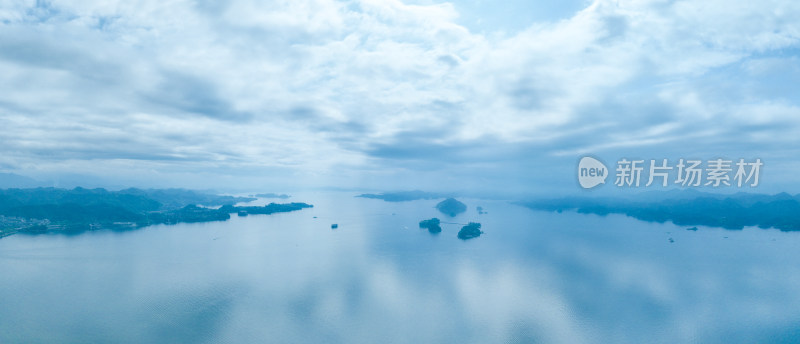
[0,173,47,189]
[523,191,800,231]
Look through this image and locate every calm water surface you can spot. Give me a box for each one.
[1,192,800,343]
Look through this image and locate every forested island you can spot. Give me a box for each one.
[522,191,800,231]
[253,193,291,199]
[419,218,442,233]
[0,187,312,238]
[356,190,449,202]
[436,198,467,217]
[457,222,483,240]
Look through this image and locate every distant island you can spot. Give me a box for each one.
[419,218,442,233]
[457,222,483,240]
[0,187,312,238]
[436,198,467,217]
[219,203,312,216]
[356,190,449,202]
[253,193,290,199]
[522,191,800,231]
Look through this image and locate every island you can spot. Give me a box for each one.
[356,190,448,202]
[218,203,312,215]
[253,193,290,199]
[457,222,483,240]
[0,187,312,238]
[436,198,467,217]
[419,218,442,233]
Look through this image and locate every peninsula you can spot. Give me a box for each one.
[0,187,312,238]
[522,191,800,231]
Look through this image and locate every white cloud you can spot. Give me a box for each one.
[0,0,798,191]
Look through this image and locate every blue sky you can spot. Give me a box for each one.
[0,0,798,194]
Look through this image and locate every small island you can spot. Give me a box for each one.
[419,218,442,233]
[457,222,483,240]
[436,198,467,217]
[254,193,290,199]
[356,190,447,202]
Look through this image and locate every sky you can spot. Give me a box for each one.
[0,0,798,195]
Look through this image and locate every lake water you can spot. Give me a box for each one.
[1,192,800,343]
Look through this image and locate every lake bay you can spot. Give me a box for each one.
[1,192,799,343]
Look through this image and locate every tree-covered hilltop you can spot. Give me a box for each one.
[0,187,162,213]
[521,191,800,231]
[419,218,442,233]
[457,222,483,240]
[0,187,254,213]
[0,187,311,238]
[436,198,467,217]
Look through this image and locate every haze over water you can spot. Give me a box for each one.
[1,192,799,344]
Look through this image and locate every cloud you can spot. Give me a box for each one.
[0,0,798,192]
[143,71,253,121]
